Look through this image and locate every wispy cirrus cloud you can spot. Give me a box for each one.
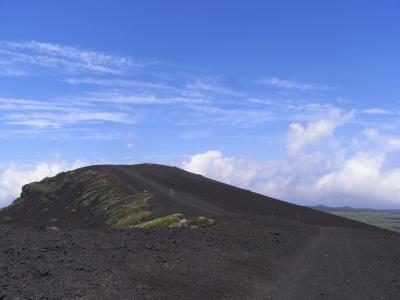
[4,111,136,128]
[65,77,172,90]
[0,40,136,75]
[257,77,332,91]
[363,128,400,151]
[178,105,276,126]
[185,78,242,96]
[82,91,206,105]
[0,40,350,131]
[362,108,393,115]
[0,97,70,111]
[0,60,28,77]
[0,68,27,77]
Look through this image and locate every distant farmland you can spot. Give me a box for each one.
[314,206,400,233]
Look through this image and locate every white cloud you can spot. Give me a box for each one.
[0,60,28,76]
[65,77,171,90]
[287,109,353,154]
[0,68,27,77]
[363,128,400,151]
[184,105,275,125]
[0,40,135,75]
[181,149,400,208]
[248,98,275,105]
[185,79,241,96]
[362,108,392,115]
[0,97,69,111]
[179,114,400,208]
[314,152,400,206]
[257,77,331,91]
[182,150,275,188]
[0,160,86,208]
[84,91,205,105]
[4,111,135,128]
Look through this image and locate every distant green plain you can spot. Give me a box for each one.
[316,207,400,233]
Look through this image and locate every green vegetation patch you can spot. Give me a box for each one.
[5,167,217,231]
[186,216,216,228]
[30,170,76,194]
[11,168,154,229]
[48,169,155,228]
[8,171,77,208]
[135,213,185,229]
[134,214,216,229]
[109,192,152,229]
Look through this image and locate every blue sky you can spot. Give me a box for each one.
[0,0,400,208]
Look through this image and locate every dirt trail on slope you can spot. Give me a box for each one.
[114,166,228,217]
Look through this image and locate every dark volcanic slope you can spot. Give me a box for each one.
[0,164,390,233]
[1,216,400,299]
[1,164,400,299]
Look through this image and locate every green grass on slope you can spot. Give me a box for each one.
[8,168,153,228]
[135,213,184,229]
[110,193,152,229]
[135,214,216,229]
[5,168,217,230]
[186,216,216,228]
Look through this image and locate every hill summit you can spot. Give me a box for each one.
[0,164,387,233]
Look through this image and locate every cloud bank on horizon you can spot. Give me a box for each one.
[1,39,400,209]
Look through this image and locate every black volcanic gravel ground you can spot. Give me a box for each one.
[1,215,400,299]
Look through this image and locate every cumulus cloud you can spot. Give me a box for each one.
[287,109,353,154]
[0,160,86,208]
[181,149,400,208]
[181,149,336,202]
[180,116,400,208]
[313,152,400,206]
[182,150,275,188]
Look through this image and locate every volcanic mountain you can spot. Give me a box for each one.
[0,164,389,232]
[1,164,399,299]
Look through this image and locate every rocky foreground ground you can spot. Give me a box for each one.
[1,215,400,299]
